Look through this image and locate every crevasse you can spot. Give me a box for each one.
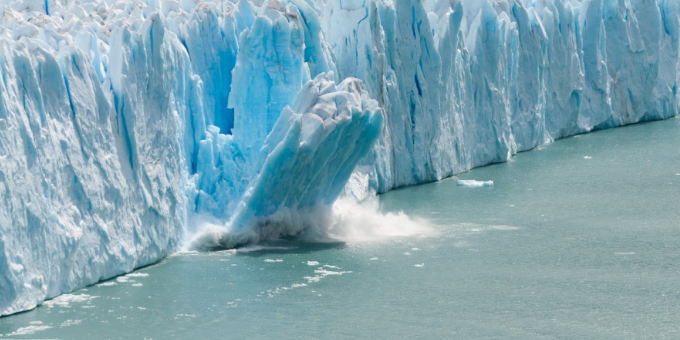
[0,0,678,316]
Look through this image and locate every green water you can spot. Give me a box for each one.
[1,118,680,339]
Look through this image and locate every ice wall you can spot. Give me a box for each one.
[1,0,680,316]
[0,15,192,315]
[328,0,680,197]
[0,0,372,315]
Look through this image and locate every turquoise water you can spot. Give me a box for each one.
[1,118,680,339]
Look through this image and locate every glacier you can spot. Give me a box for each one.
[0,0,679,316]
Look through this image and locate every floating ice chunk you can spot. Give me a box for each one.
[369,257,378,261]
[306,261,320,266]
[414,264,425,267]
[96,282,117,287]
[264,259,283,263]
[131,283,143,287]
[125,273,149,278]
[457,180,494,187]
[584,156,592,159]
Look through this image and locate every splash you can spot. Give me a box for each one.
[323,198,435,242]
[186,197,434,250]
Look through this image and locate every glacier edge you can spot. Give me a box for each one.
[1,0,680,315]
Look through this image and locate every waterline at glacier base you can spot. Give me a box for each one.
[2,117,679,339]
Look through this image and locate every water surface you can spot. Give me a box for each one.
[1,118,679,339]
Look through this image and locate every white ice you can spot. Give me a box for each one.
[457,180,494,187]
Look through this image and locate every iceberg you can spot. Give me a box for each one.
[1,0,679,316]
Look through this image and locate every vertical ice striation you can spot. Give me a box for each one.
[1,0,679,316]
[328,0,680,197]
[0,19,189,315]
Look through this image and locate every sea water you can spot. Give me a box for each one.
[1,118,679,339]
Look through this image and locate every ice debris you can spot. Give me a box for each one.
[457,180,494,187]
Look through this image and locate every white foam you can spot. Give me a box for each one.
[264,259,284,263]
[171,250,200,257]
[125,273,149,278]
[323,198,435,243]
[6,325,52,336]
[304,268,352,283]
[457,180,493,187]
[43,294,97,308]
[489,225,520,231]
[131,283,143,287]
[188,197,434,250]
[60,319,82,327]
[236,245,296,253]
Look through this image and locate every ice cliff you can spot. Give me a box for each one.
[1,0,679,315]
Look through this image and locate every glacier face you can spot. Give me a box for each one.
[332,0,680,198]
[0,0,679,315]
